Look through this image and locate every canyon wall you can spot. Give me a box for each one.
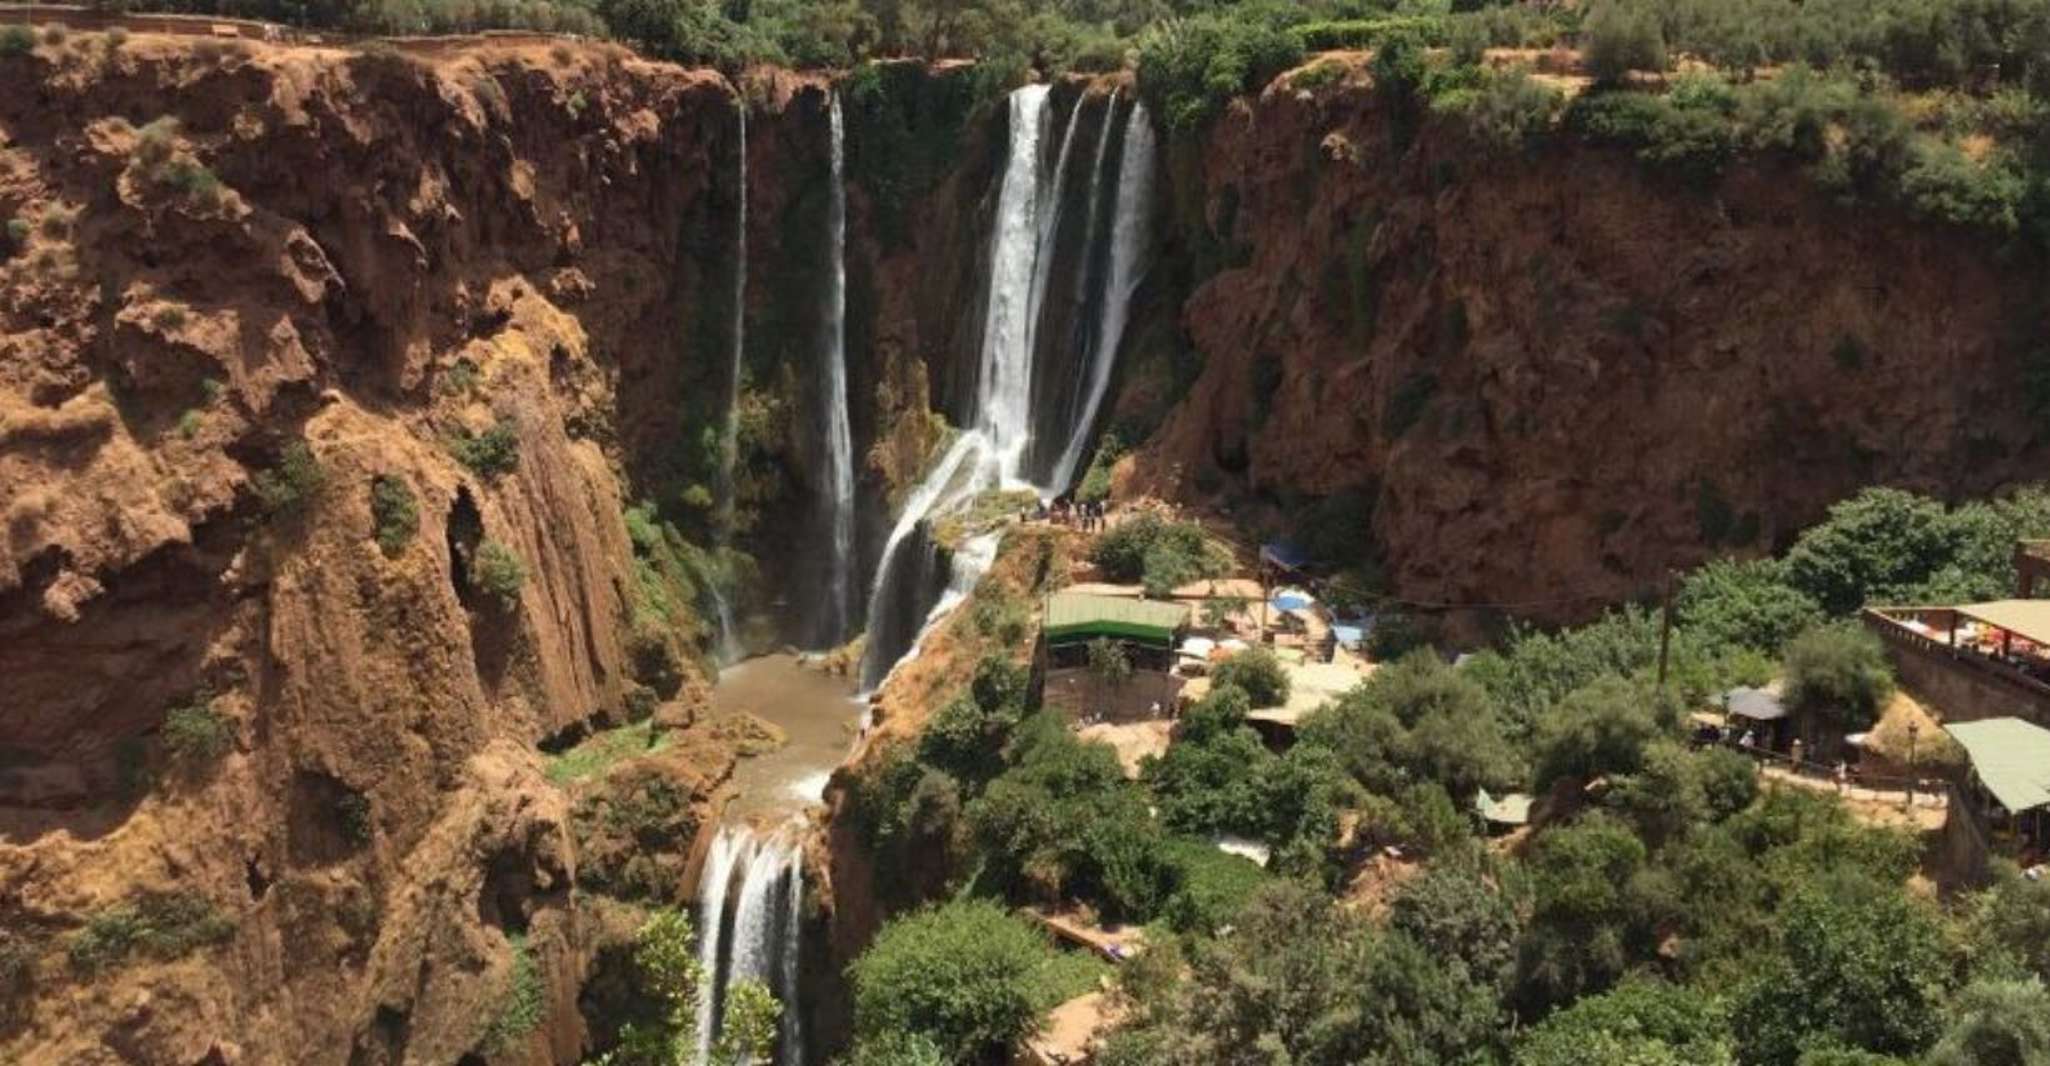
[1124,59,2049,632]
[0,35,753,1064]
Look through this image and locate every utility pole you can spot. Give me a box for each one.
[1655,569,1675,697]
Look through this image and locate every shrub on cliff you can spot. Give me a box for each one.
[67,892,234,975]
[369,475,419,557]
[0,24,32,57]
[1136,13,1303,132]
[163,698,234,763]
[448,417,521,479]
[474,540,527,610]
[1088,511,1228,595]
[254,442,327,520]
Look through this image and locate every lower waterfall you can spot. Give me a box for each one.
[694,823,807,1065]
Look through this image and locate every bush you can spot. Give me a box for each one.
[369,475,419,557]
[68,892,234,975]
[849,899,1069,1063]
[1136,13,1304,132]
[163,699,233,762]
[1581,1,1667,85]
[1088,512,1228,594]
[253,442,327,520]
[1782,623,1894,733]
[0,24,32,56]
[1531,675,1663,790]
[1438,65,1565,153]
[1676,557,1823,656]
[158,160,224,207]
[1212,646,1289,708]
[481,934,545,1052]
[449,418,521,478]
[1159,838,1267,935]
[474,540,527,610]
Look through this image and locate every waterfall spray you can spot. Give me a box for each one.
[1051,101,1156,490]
[819,91,857,644]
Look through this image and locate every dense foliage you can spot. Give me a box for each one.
[841,482,2050,1065]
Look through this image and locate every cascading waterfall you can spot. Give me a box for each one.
[855,85,1156,692]
[708,102,748,662]
[1050,100,1156,490]
[818,91,857,644]
[975,84,1053,480]
[695,823,807,1065]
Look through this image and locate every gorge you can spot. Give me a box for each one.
[2,17,2049,1066]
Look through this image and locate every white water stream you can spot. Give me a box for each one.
[820,92,857,644]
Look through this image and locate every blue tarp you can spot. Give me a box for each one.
[1272,593,1313,612]
[1332,624,1366,648]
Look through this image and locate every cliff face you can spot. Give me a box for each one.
[0,35,744,1064]
[1126,65,2047,629]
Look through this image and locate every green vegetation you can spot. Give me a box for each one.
[1209,645,1289,707]
[369,474,419,557]
[545,718,667,784]
[176,409,203,439]
[1076,433,1125,504]
[843,477,2050,1063]
[474,539,527,610]
[1088,511,1230,597]
[253,442,327,520]
[480,934,546,1054]
[449,418,521,479]
[68,892,234,975]
[848,899,1086,1063]
[162,697,234,763]
[0,24,32,56]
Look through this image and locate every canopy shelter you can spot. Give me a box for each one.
[1722,686,1787,722]
[1260,541,1314,573]
[1475,789,1533,829]
[1043,592,1187,649]
[1953,600,2050,648]
[1945,718,2050,814]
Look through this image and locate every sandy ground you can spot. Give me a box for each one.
[1076,720,1173,778]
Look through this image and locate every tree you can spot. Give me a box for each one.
[713,980,781,1065]
[1212,646,1290,708]
[1781,488,1962,615]
[1928,978,2050,1066]
[1783,623,1894,734]
[848,899,1063,1063]
[1531,675,1663,791]
[1735,877,1951,1064]
[1516,977,1734,1066]
[1515,814,1651,1010]
[1677,557,1823,656]
[1087,637,1133,702]
[1582,0,1668,85]
[1389,861,1522,990]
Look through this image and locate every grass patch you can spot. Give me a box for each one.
[1038,945,1112,1004]
[544,718,667,785]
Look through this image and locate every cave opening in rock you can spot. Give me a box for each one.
[445,485,484,610]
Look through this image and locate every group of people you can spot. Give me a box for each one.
[1031,498,1110,531]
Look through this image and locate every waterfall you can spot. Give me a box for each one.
[1020,92,1088,378]
[856,432,991,691]
[819,91,857,646]
[692,828,749,1065]
[975,84,1053,481]
[695,823,806,1065]
[712,101,749,662]
[1050,101,1156,490]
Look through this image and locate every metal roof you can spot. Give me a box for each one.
[1945,717,2050,813]
[1955,600,2050,647]
[1042,592,1187,645]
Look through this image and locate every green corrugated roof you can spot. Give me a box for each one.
[1945,717,2050,813]
[1043,592,1186,645]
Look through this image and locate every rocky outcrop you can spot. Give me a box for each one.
[0,34,738,1064]
[1124,62,2048,634]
